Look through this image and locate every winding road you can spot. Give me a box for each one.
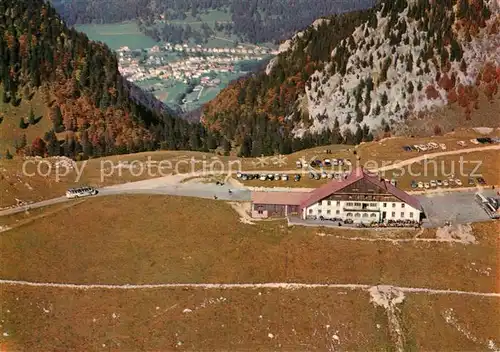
[0,144,498,218]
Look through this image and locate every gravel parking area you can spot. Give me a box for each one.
[417,189,497,227]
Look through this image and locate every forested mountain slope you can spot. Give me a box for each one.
[202,0,500,156]
[52,0,374,44]
[0,0,216,159]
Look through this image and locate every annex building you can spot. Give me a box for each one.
[251,168,424,223]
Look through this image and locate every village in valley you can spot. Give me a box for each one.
[116,43,277,109]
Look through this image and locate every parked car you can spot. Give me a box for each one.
[439,143,447,150]
[236,172,242,178]
[428,142,439,149]
[457,141,467,147]
[327,173,334,179]
[314,173,321,180]
[455,179,463,186]
[296,161,302,169]
[436,180,443,187]
[411,180,418,188]
[418,181,424,189]
[274,173,281,180]
[259,174,267,181]
[424,182,430,189]
[308,172,315,179]
[430,180,437,188]
[344,219,354,224]
[241,174,248,181]
[468,178,475,186]
[324,159,331,166]
[443,180,449,187]
[470,138,479,145]
[267,174,275,181]
[294,174,301,182]
[321,172,328,179]
[281,174,289,181]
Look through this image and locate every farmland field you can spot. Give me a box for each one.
[0,195,498,350]
[75,22,158,50]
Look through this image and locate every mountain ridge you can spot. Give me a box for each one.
[202,0,500,156]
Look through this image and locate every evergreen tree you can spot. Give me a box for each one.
[5,149,13,160]
[19,117,28,129]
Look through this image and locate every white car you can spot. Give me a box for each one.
[428,142,439,149]
[443,180,449,187]
[440,143,447,150]
[295,161,302,169]
[259,174,267,181]
[457,141,467,147]
[66,186,98,199]
[281,174,289,181]
[430,180,437,188]
[455,179,463,186]
[418,181,424,189]
[424,182,430,189]
[470,139,479,145]
[419,145,428,151]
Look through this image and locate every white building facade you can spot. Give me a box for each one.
[299,169,423,223]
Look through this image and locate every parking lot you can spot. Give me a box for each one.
[417,189,498,227]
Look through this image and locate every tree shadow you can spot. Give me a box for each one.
[32,115,43,125]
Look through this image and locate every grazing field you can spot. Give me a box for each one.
[75,22,158,50]
[2,285,498,351]
[0,195,498,351]
[0,195,497,292]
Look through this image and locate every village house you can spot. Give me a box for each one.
[251,168,424,223]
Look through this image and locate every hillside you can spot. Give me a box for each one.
[0,0,214,159]
[52,0,374,44]
[203,0,500,156]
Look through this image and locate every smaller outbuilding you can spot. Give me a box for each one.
[251,192,309,218]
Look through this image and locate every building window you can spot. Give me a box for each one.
[370,213,377,217]
[383,203,387,207]
[337,201,341,206]
[327,210,331,214]
[370,203,377,207]
[318,209,322,214]
[347,213,353,217]
[409,212,414,218]
[354,202,361,206]
[401,212,405,218]
[355,213,361,217]
[346,202,353,207]
[308,209,313,214]
[392,203,396,208]
[363,213,369,217]
[392,212,396,217]
[401,203,405,208]
[336,210,340,214]
[327,200,331,206]
[258,210,263,214]
[318,201,322,205]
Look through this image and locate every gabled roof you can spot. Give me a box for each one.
[299,168,365,209]
[299,167,422,211]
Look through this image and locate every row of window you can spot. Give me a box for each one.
[309,209,341,215]
[345,202,378,207]
[307,209,415,218]
[382,202,405,208]
[318,200,341,206]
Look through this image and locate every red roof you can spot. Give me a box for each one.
[251,191,309,205]
[299,167,422,211]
